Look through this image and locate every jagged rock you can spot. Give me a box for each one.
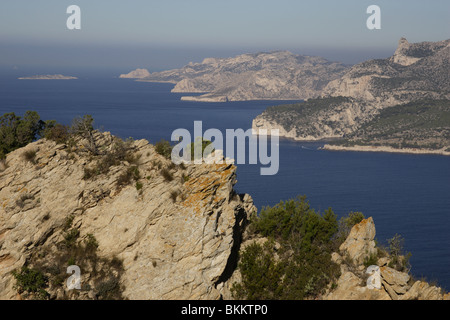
[391,38,422,66]
[401,281,446,300]
[0,133,254,300]
[380,266,410,296]
[324,271,391,300]
[339,217,377,265]
[324,217,449,300]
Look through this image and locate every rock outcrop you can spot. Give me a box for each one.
[0,133,447,300]
[0,132,255,300]
[119,68,151,79]
[323,218,449,300]
[339,217,377,266]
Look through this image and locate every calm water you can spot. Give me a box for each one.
[1,75,449,290]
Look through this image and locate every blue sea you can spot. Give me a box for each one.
[1,73,449,291]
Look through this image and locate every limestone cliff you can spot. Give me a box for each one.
[252,38,450,146]
[0,132,446,300]
[0,132,256,300]
[127,51,348,102]
[324,218,449,300]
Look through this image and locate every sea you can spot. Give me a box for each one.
[1,72,449,291]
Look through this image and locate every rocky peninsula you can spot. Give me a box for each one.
[252,38,450,154]
[121,51,348,102]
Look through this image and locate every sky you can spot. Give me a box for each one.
[0,0,449,72]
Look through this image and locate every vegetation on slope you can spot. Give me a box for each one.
[335,99,450,150]
[231,196,414,300]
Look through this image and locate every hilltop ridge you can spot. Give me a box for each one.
[122,51,348,102]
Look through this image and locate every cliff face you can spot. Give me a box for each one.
[0,133,256,300]
[0,134,447,300]
[324,218,449,300]
[252,38,450,143]
[132,51,348,102]
[322,38,450,106]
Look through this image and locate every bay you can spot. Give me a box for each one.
[1,75,448,291]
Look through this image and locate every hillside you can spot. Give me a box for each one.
[0,113,449,300]
[252,38,450,151]
[122,51,348,102]
[327,99,450,152]
[0,128,256,300]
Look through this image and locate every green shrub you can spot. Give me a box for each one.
[117,166,141,187]
[188,137,214,161]
[155,139,173,159]
[161,168,173,182]
[0,111,43,159]
[95,277,122,300]
[63,228,80,248]
[63,215,75,231]
[363,252,379,268]
[233,196,341,300]
[22,149,37,164]
[387,234,412,272]
[11,266,49,300]
[84,233,99,253]
[170,190,179,202]
[232,241,283,300]
[42,121,70,144]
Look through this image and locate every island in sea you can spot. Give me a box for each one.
[18,74,78,80]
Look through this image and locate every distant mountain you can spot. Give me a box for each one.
[253,38,450,153]
[322,38,450,106]
[123,51,349,102]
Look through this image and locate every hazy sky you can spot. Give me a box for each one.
[0,0,449,72]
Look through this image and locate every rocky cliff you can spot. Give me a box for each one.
[127,51,348,102]
[252,38,450,147]
[0,132,256,300]
[0,133,447,300]
[324,217,449,300]
[322,38,450,106]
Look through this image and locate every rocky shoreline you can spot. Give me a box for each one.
[322,144,450,156]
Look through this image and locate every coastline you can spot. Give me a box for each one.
[321,144,450,156]
[18,75,77,80]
